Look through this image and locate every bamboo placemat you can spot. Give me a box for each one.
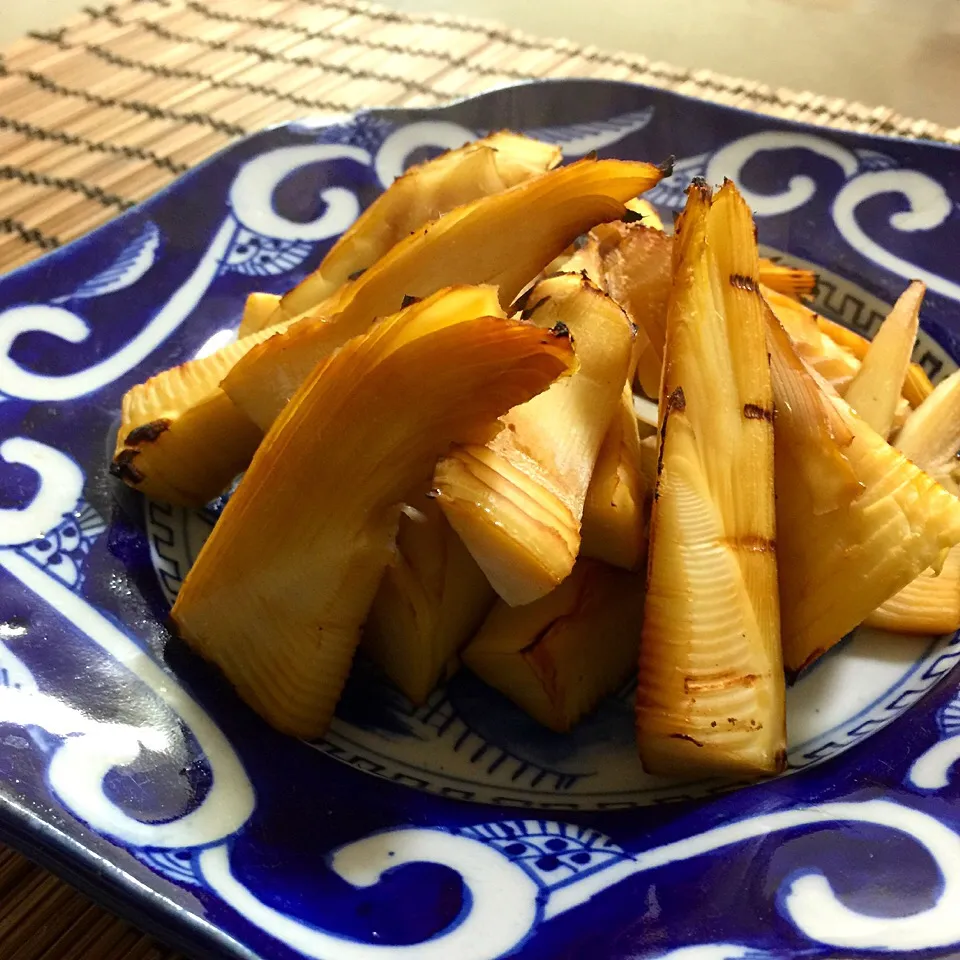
[1,0,958,956]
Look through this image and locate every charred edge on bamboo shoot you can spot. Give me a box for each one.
[730,274,759,293]
[124,418,172,446]
[110,449,143,484]
[743,403,774,422]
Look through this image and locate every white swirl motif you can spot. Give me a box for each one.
[374,120,475,188]
[832,169,960,304]
[0,143,370,403]
[705,131,858,216]
[0,438,83,546]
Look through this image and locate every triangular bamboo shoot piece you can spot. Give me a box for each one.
[110,325,281,505]
[463,559,645,732]
[363,493,495,705]
[757,259,817,298]
[224,157,665,431]
[844,281,924,437]
[435,274,634,606]
[767,309,960,674]
[247,133,562,334]
[624,197,665,231]
[865,368,960,634]
[580,385,649,571]
[636,180,785,779]
[816,313,934,408]
[592,221,673,398]
[171,287,575,738]
[240,292,281,336]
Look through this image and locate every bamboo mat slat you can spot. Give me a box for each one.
[0,0,958,956]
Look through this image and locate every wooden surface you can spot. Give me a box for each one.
[0,0,957,956]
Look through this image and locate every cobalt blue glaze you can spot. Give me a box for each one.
[1,78,960,960]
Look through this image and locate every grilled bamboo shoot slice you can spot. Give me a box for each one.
[363,494,495,705]
[636,180,785,779]
[171,288,575,738]
[844,281,924,437]
[463,559,645,732]
[757,259,817,299]
[593,221,673,397]
[110,326,280,505]
[767,310,960,674]
[240,293,281,336]
[580,385,649,571]
[435,274,634,606]
[246,133,562,334]
[865,369,960,633]
[816,314,934,407]
[224,157,665,431]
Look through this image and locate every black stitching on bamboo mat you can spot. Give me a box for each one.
[0,60,247,137]
[0,164,134,210]
[0,115,188,174]
[27,30,381,115]
[89,6,442,97]
[0,218,60,251]
[178,0,532,79]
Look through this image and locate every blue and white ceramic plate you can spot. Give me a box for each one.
[2,77,960,960]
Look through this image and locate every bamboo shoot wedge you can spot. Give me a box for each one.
[636,180,785,779]
[580,384,649,571]
[767,310,960,675]
[464,559,645,732]
[244,132,563,334]
[363,493,495,706]
[844,281,925,437]
[171,286,575,738]
[224,156,666,432]
[434,273,635,606]
[110,324,281,505]
[865,369,960,634]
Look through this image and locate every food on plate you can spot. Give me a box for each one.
[221,154,666,433]
[363,492,495,706]
[463,558,645,731]
[635,180,785,778]
[768,306,960,676]
[112,131,960,785]
[865,369,960,634]
[171,285,575,737]
[110,327,275,505]
[843,281,924,437]
[579,385,649,571]
[245,132,563,334]
[434,273,634,606]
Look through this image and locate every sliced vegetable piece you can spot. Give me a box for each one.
[757,258,817,299]
[625,197,665,231]
[767,309,960,675]
[244,133,561,335]
[171,288,575,738]
[111,326,280,505]
[225,157,665,430]
[272,154,666,327]
[240,292,281,336]
[844,281,924,436]
[580,385,649,571]
[435,274,634,606]
[636,180,785,779]
[363,493,495,705]
[463,559,645,732]
[866,369,960,634]
[593,221,673,397]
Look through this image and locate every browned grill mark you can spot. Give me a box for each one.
[730,274,759,293]
[400,295,421,309]
[110,449,144,484]
[666,385,686,412]
[723,534,776,553]
[654,387,685,497]
[685,672,760,694]
[668,733,704,747]
[124,419,172,447]
[743,403,774,422]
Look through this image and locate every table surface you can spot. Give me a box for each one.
[0,0,957,958]
[6,0,960,127]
